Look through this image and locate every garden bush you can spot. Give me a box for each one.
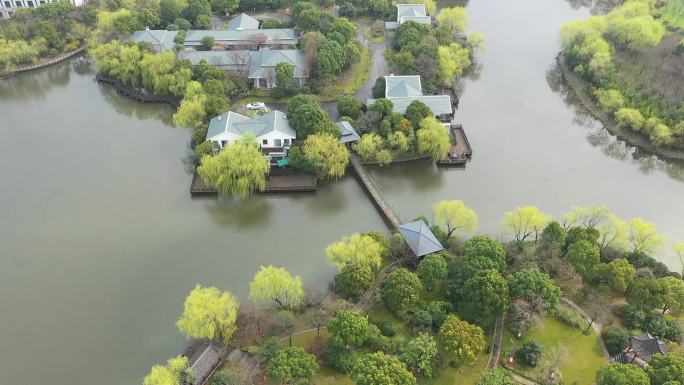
[515,340,542,367]
[380,322,398,337]
[602,327,631,355]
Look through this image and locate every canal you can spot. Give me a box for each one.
[0,0,682,384]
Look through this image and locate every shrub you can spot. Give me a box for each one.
[617,305,645,330]
[426,300,452,328]
[553,306,586,331]
[515,340,542,367]
[334,263,374,298]
[324,336,357,373]
[258,336,280,363]
[409,310,433,330]
[380,322,398,337]
[643,314,681,342]
[372,76,385,98]
[602,327,631,355]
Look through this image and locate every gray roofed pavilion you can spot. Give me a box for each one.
[386,4,431,29]
[206,110,296,139]
[184,29,298,46]
[227,13,259,30]
[177,50,250,70]
[397,220,444,257]
[184,341,223,385]
[336,121,361,144]
[248,50,307,79]
[367,75,453,116]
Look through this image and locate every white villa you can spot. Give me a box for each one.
[1,0,84,18]
[367,75,454,120]
[385,4,432,30]
[206,110,296,163]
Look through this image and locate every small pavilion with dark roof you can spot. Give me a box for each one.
[396,220,444,258]
[613,333,668,366]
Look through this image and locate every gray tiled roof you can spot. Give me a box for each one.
[130,30,178,51]
[184,29,298,46]
[371,75,452,115]
[386,75,423,97]
[228,13,259,30]
[207,110,296,140]
[177,50,250,68]
[187,342,222,385]
[336,121,360,143]
[386,95,453,115]
[248,50,307,79]
[397,4,427,18]
[631,333,668,362]
[400,15,431,24]
[397,220,444,257]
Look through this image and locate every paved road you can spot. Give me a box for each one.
[354,25,389,102]
[487,315,505,369]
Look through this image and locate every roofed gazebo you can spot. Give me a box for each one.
[613,333,668,367]
[396,220,444,258]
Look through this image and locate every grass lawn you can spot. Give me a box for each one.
[429,351,489,385]
[660,0,684,29]
[286,329,356,385]
[502,316,605,385]
[319,47,372,102]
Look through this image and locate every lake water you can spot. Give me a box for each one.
[0,0,682,384]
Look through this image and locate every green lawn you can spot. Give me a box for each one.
[660,0,684,29]
[430,353,489,385]
[287,329,356,385]
[502,316,605,385]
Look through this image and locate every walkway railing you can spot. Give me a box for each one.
[349,154,403,229]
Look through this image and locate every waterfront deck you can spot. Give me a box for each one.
[349,154,403,229]
[437,123,473,167]
[190,169,317,196]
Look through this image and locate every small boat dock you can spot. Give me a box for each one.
[190,168,317,196]
[437,123,473,167]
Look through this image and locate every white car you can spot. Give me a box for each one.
[246,102,268,111]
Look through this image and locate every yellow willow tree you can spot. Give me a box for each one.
[562,204,612,229]
[417,117,451,161]
[501,206,552,242]
[437,43,471,85]
[143,355,193,385]
[197,134,270,198]
[596,214,629,253]
[675,242,684,276]
[628,218,667,254]
[176,285,239,345]
[436,7,468,34]
[432,200,478,238]
[249,265,304,310]
[302,133,349,178]
[325,233,384,272]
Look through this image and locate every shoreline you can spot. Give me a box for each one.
[556,52,684,162]
[0,46,87,79]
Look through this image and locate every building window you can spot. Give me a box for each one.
[27,0,34,6]
[274,139,282,147]
[14,1,22,6]
[284,139,290,146]
[4,1,11,6]
[221,140,228,147]
[262,139,268,146]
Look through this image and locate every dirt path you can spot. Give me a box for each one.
[560,297,611,360]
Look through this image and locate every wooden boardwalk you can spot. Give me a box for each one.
[349,154,403,229]
[190,169,317,196]
[437,123,473,167]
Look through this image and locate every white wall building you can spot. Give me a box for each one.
[1,0,85,19]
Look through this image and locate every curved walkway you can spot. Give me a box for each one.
[353,24,388,101]
[487,314,505,369]
[560,297,611,360]
[0,46,86,78]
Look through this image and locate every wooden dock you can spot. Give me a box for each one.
[437,123,473,167]
[349,154,403,229]
[190,169,317,196]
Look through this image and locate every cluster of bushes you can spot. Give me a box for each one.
[387,6,484,91]
[596,354,684,385]
[560,0,683,148]
[617,305,681,342]
[0,2,92,70]
[336,0,394,19]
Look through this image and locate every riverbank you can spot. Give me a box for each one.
[556,52,684,162]
[0,46,86,79]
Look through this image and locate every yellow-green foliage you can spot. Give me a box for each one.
[594,88,625,112]
[197,134,269,198]
[302,133,349,178]
[249,265,305,309]
[0,37,46,70]
[326,233,384,271]
[143,356,192,385]
[354,133,383,162]
[437,7,468,33]
[501,206,552,242]
[176,285,239,344]
[432,200,479,237]
[438,315,485,366]
[628,217,667,254]
[416,117,451,161]
[614,107,645,131]
[387,131,411,152]
[437,43,471,85]
[660,0,684,29]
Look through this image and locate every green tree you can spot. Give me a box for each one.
[387,131,411,152]
[462,236,507,270]
[92,9,139,43]
[628,218,667,254]
[334,263,374,298]
[436,7,468,34]
[381,268,423,316]
[182,0,211,25]
[432,200,478,238]
[143,355,193,385]
[438,315,485,366]
[417,117,451,161]
[200,36,214,50]
[372,76,386,98]
[302,133,349,178]
[417,254,448,290]
[661,276,684,315]
[405,100,433,130]
[647,354,684,385]
[601,327,630,356]
[160,0,187,24]
[594,89,625,113]
[458,270,509,327]
[507,268,561,310]
[596,363,649,385]
[368,98,394,119]
[287,95,336,138]
[267,347,319,385]
[327,310,370,347]
[351,352,416,385]
[249,265,305,310]
[566,239,601,280]
[338,95,365,119]
[176,285,239,344]
[210,0,239,14]
[476,369,515,385]
[626,278,666,312]
[275,62,297,97]
[540,221,566,249]
[595,259,635,293]
[516,340,542,367]
[437,43,471,84]
[326,232,384,271]
[401,333,438,377]
[615,108,645,132]
[501,206,551,242]
[197,135,269,198]
[354,133,384,162]
[316,39,346,79]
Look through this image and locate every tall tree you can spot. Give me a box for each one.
[405,100,433,130]
[432,200,478,238]
[436,7,468,34]
[143,356,193,385]
[647,354,684,385]
[458,269,509,328]
[628,218,667,254]
[462,236,507,271]
[437,43,471,84]
[197,134,269,198]
[327,310,370,347]
[438,315,485,366]
[566,240,601,281]
[661,276,684,316]
[287,95,336,138]
[249,265,305,310]
[351,352,416,385]
[267,347,319,385]
[417,254,448,291]
[507,268,562,310]
[595,259,635,293]
[401,333,438,377]
[302,133,349,178]
[326,233,384,271]
[674,242,684,276]
[597,214,629,253]
[176,285,239,344]
[596,363,649,385]
[501,206,552,242]
[562,205,611,228]
[381,268,423,316]
[416,117,451,161]
[626,278,666,312]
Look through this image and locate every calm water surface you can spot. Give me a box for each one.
[1,0,683,384]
